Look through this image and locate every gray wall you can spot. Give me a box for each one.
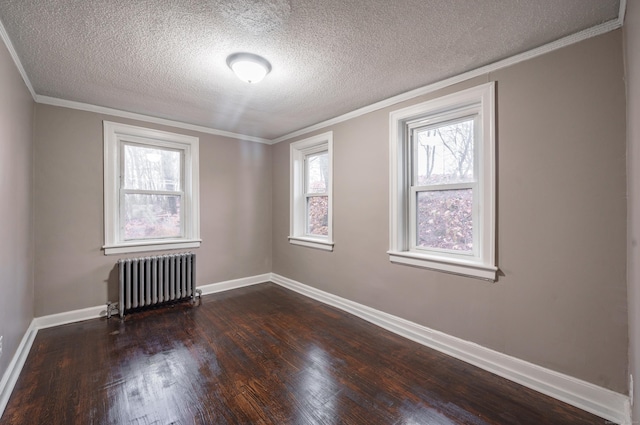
[272,30,628,393]
[14,18,629,400]
[626,0,640,419]
[33,105,272,316]
[0,41,34,379]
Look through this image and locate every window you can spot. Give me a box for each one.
[389,83,496,280]
[290,132,334,251]
[103,121,200,255]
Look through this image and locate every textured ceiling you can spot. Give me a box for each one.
[0,0,621,140]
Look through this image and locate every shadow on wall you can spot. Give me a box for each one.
[106,264,118,305]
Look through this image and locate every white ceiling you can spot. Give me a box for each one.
[0,0,622,141]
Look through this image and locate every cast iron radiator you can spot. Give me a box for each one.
[107,252,201,318]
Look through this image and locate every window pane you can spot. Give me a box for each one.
[415,118,474,185]
[124,144,181,191]
[417,189,473,252]
[306,151,328,194]
[306,196,328,236]
[124,194,181,240]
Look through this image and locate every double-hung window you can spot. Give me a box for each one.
[289,132,334,251]
[389,83,496,280]
[103,122,200,255]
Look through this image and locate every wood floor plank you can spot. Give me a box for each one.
[1,283,610,424]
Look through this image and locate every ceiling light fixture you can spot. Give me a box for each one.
[226,53,272,84]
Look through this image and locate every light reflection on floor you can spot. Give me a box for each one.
[293,343,340,424]
[105,342,207,424]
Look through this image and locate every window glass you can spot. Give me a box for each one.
[414,118,474,185]
[307,196,329,236]
[306,151,328,194]
[123,194,182,240]
[416,189,473,252]
[123,144,181,191]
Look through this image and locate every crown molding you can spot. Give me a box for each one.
[1,5,626,146]
[272,16,624,144]
[620,0,628,25]
[35,95,271,144]
[0,17,36,100]
[0,17,269,144]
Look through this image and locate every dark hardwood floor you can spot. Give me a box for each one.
[1,283,609,424]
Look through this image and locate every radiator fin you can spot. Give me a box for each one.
[114,252,198,318]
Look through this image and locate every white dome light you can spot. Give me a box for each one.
[226,53,272,84]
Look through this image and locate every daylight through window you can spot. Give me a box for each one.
[411,116,476,253]
[389,83,496,280]
[305,151,329,236]
[103,122,200,255]
[122,143,184,240]
[290,132,334,251]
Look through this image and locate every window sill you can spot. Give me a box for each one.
[103,239,201,255]
[288,236,334,252]
[387,251,497,281]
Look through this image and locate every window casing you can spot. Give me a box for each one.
[389,83,496,280]
[289,132,334,251]
[103,121,200,255]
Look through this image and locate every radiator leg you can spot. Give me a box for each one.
[106,302,119,319]
[191,289,202,304]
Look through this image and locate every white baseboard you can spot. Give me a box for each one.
[0,272,270,421]
[0,321,38,419]
[197,273,270,296]
[33,305,107,330]
[270,273,631,425]
[2,273,631,424]
[31,273,272,329]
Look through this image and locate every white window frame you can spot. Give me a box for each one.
[103,121,201,255]
[289,131,334,251]
[388,83,497,280]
